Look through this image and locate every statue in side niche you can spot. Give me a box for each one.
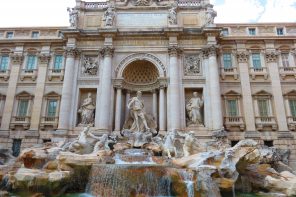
[78,93,96,126]
[186,92,204,126]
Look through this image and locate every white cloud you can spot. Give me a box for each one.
[258,0,296,22]
[214,0,265,23]
[214,0,296,23]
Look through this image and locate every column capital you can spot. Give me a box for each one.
[100,46,114,57]
[168,46,182,56]
[265,51,279,63]
[10,53,24,64]
[113,78,124,89]
[236,51,249,63]
[202,45,218,58]
[38,53,51,64]
[159,77,168,89]
[65,48,80,58]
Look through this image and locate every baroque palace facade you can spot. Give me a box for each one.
[1,0,296,166]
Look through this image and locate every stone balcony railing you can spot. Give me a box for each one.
[287,116,296,131]
[220,67,239,80]
[83,2,107,9]
[20,69,38,81]
[10,116,31,130]
[40,116,59,130]
[255,116,277,131]
[249,67,268,80]
[224,116,245,131]
[48,69,64,81]
[0,69,10,81]
[279,67,296,80]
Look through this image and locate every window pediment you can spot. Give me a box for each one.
[253,90,272,99]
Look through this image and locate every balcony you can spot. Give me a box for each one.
[224,116,245,131]
[48,69,64,81]
[279,67,296,80]
[220,67,239,80]
[255,116,277,131]
[287,116,296,131]
[40,116,59,130]
[10,116,31,130]
[20,69,38,81]
[249,67,268,80]
[0,69,10,81]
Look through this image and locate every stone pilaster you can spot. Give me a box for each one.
[265,50,288,131]
[29,53,51,133]
[0,53,23,135]
[168,46,182,131]
[58,48,80,132]
[159,86,166,132]
[95,46,114,132]
[206,46,223,131]
[236,50,256,132]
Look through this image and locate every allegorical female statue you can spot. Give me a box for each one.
[186,92,204,126]
[78,93,96,126]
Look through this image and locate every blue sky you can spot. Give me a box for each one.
[0,0,295,27]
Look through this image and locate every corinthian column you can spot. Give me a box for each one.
[265,50,288,131]
[207,46,223,130]
[168,46,182,131]
[236,50,256,132]
[1,53,23,133]
[95,46,114,132]
[58,48,79,131]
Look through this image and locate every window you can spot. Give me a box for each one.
[281,53,290,67]
[248,28,256,35]
[26,55,37,70]
[31,31,39,38]
[231,141,239,147]
[12,139,22,157]
[53,55,63,70]
[257,99,269,117]
[0,55,9,71]
[17,100,29,117]
[264,140,273,147]
[276,28,284,36]
[6,32,13,38]
[227,99,238,117]
[47,100,57,117]
[289,100,296,117]
[252,53,261,68]
[223,53,232,69]
[222,28,229,36]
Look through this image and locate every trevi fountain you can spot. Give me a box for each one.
[0,91,294,197]
[0,0,295,196]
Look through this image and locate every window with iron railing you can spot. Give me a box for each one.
[289,100,296,118]
[53,55,63,72]
[227,99,238,117]
[281,53,290,68]
[26,55,37,71]
[252,53,262,69]
[47,99,57,117]
[223,53,232,69]
[17,99,29,117]
[0,55,9,72]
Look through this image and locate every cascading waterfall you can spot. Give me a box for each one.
[86,164,173,197]
[179,169,195,197]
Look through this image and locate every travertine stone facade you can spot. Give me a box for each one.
[0,0,296,168]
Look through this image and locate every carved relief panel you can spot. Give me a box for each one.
[81,55,99,77]
[183,54,202,76]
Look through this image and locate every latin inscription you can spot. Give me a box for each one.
[117,13,167,27]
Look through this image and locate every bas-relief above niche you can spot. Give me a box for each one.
[80,55,99,77]
[183,54,202,76]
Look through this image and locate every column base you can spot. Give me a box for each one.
[25,129,40,138]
